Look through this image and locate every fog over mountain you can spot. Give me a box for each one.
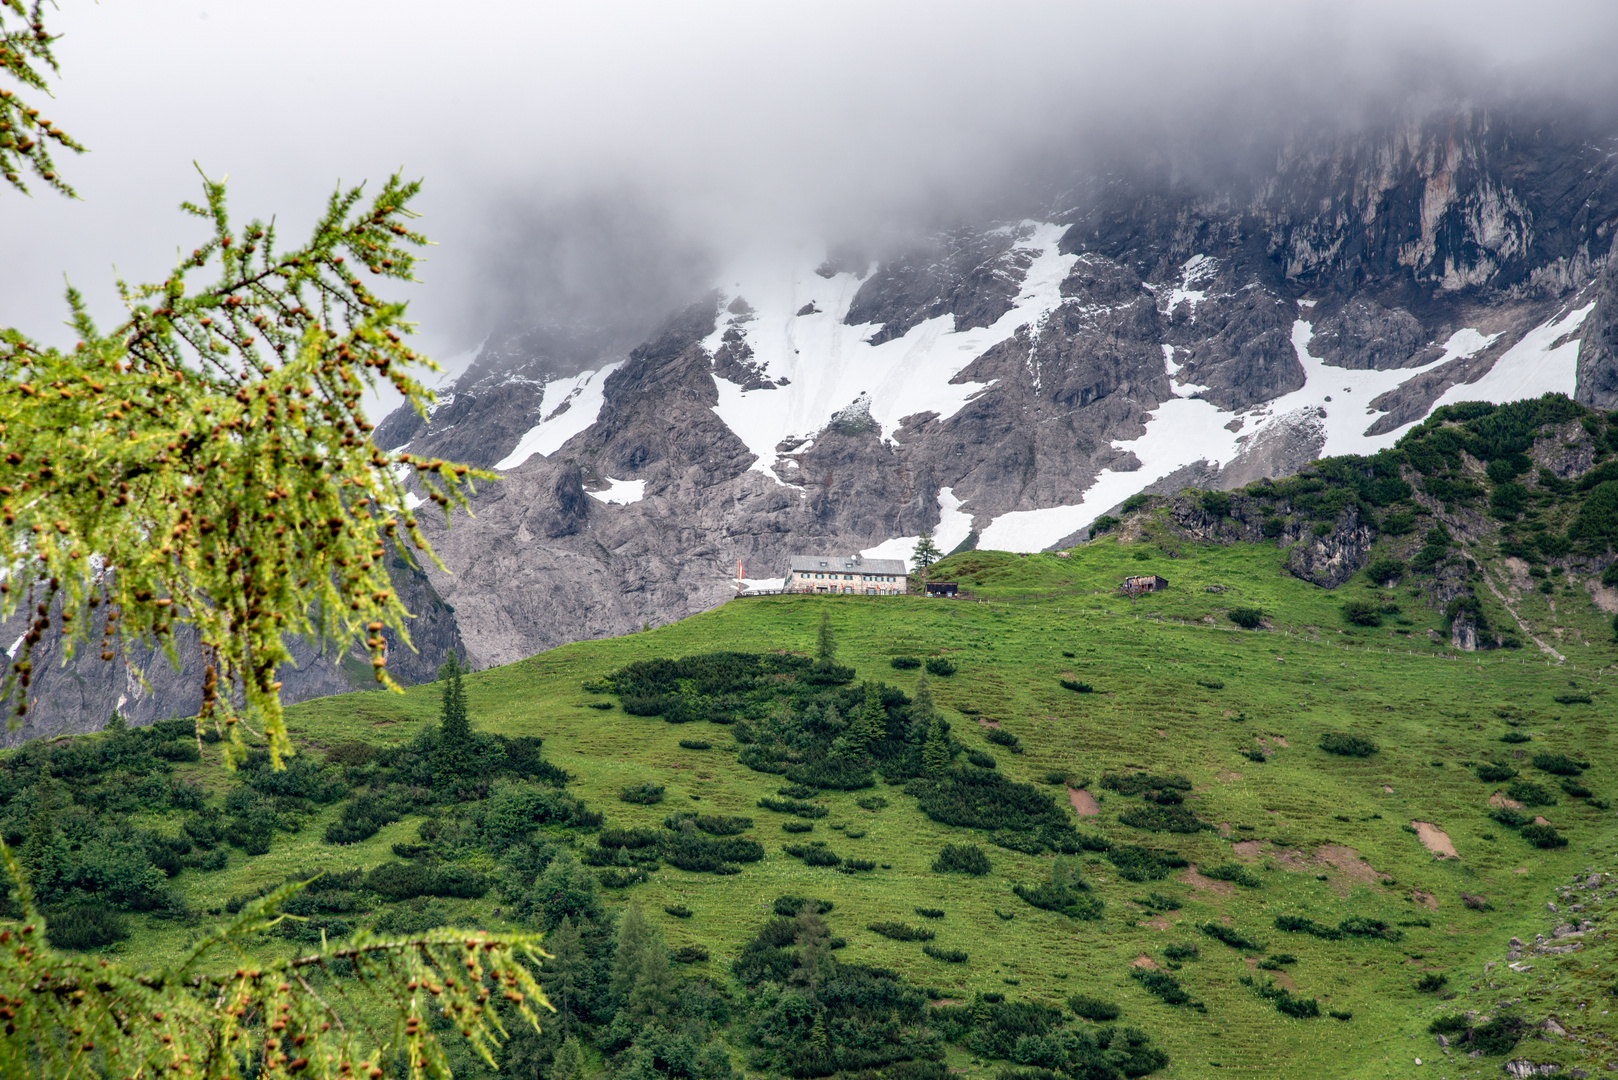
[7,1,1618,736]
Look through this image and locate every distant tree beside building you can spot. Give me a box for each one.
[913,532,942,578]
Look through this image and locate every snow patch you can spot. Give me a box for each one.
[587,477,646,505]
[1428,304,1594,411]
[494,362,623,471]
[1166,254,1218,315]
[739,577,786,594]
[403,492,425,511]
[706,223,1079,484]
[860,486,973,562]
[6,633,23,659]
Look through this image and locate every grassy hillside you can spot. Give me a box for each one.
[27,535,1611,1079]
[8,396,1618,1079]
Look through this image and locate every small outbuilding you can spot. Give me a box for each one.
[1120,574,1168,594]
[924,581,959,597]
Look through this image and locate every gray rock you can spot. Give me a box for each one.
[1308,297,1427,370]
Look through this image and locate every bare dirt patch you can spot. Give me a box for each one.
[1131,953,1160,970]
[1533,815,1551,826]
[1382,785,1395,793]
[1587,580,1618,614]
[1231,840,1262,861]
[1215,770,1243,784]
[1142,916,1171,931]
[976,718,1002,730]
[1068,788,1099,816]
[1274,845,1386,897]
[1411,890,1439,910]
[1411,821,1458,859]
[1488,791,1526,811]
[1180,865,1235,896]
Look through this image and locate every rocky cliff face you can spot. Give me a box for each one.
[17,103,1618,736]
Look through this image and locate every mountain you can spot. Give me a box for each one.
[10,101,1618,737]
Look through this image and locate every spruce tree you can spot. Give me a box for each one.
[815,610,836,668]
[541,916,588,1033]
[908,675,937,744]
[849,681,887,752]
[435,652,471,780]
[912,532,942,576]
[609,902,676,1027]
[609,902,653,1008]
[922,716,951,776]
[551,1035,586,1080]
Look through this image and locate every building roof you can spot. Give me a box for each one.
[788,554,907,575]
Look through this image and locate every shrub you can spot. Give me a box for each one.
[1196,678,1224,690]
[44,906,130,950]
[933,844,991,875]
[1042,771,1069,785]
[889,656,922,670]
[689,814,752,835]
[1067,995,1121,1021]
[1414,972,1448,993]
[619,783,666,805]
[664,904,693,918]
[914,907,945,919]
[1559,777,1592,797]
[925,658,957,677]
[1129,968,1200,1009]
[1089,514,1122,538]
[1118,805,1210,833]
[1241,976,1319,1018]
[1200,863,1263,888]
[1059,678,1094,693]
[1200,923,1263,951]
[1532,752,1586,775]
[324,740,376,766]
[757,796,827,817]
[1200,491,1231,516]
[668,945,709,963]
[856,795,889,810]
[966,750,998,769]
[1100,772,1192,797]
[782,820,814,833]
[909,770,1073,835]
[1319,733,1377,757]
[1519,823,1568,848]
[1470,1013,1529,1055]
[1228,607,1263,629]
[1476,762,1518,782]
[1122,493,1150,513]
[365,861,489,901]
[1364,557,1406,584]
[1337,917,1402,941]
[772,895,834,917]
[323,793,405,846]
[1105,845,1187,882]
[985,728,1022,751]
[1505,780,1557,806]
[922,944,968,963]
[782,843,841,867]
[154,740,202,763]
[1499,730,1531,743]
[1162,943,1199,962]
[839,859,876,874]
[1554,692,1593,705]
[598,868,650,888]
[1257,954,1296,970]
[868,921,935,942]
[677,739,712,750]
[1341,597,1382,626]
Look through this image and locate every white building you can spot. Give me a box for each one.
[785,554,907,595]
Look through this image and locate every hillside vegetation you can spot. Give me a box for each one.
[5,397,1618,1079]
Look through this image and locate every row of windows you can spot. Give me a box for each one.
[797,573,898,581]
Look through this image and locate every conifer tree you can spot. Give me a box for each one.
[907,675,936,744]
[609,901,653,1008]
[435,652,471,780]
[849,681,887,752]
[912,531,942,577]
[551,1035,586,1080]
[922,716,951,775]
[541,915,588,1033]
[815,609,836,668]
[609,902,676,1027]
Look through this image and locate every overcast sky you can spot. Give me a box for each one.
[4,0,1615,361]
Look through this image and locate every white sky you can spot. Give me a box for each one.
[2,0,1613,361]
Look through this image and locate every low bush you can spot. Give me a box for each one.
[922,944,968,963]
[1414,972,1448,993]
[677,739,712,750]
[1519,823,1568,848]
[1196,678,1224,690]
[1559,777,1593,797]
[1476,762,1518,782]
[889,656,922,670]
[1532,752,1587,775]
[365,861,490,901]
[933,844,992,875]
[839,858,876,873]
[782,843,841,867]
[1200,923,1263,951]
[1499,730,1532,743]
[598,867,650,888]
[619,783,666,805]
[1060,678,1094,693]
[44,906,130,950]
[1319,733,1378,757]
[324,740,377,766]
[782,820,814,833]
[668,945,708,963]
[772,895,833,917]
[1337,917,1402,941]
[777,784,817,798]
[1554,692,1593,705]
[1118,805,1210,833]
[585,700,614,710]
[1162,943,1199,962]
[689,814,752,835]
[868,921,935,942]
[664,905,693,918]
[914,907,945,919]
[856,795,888,811]
[757,796,827,817]
[1506,780,1557,806]
[1100,772,1192,796]
[1240,976,1319,1018]
[1341,597,1383,627]
[966,749,998,769]
[1105,845,1187,882]
[1200,863,1263,888]
[985,728,1022,751]
[1129,968,1201,1009]
[925,658,956,677]
[1228,607,1263,629]
[1067,995,1120,1022]
[1256,954,1296,970]
[1042,771,1069,785]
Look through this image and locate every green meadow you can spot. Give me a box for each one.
[93,533,1618,1079]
